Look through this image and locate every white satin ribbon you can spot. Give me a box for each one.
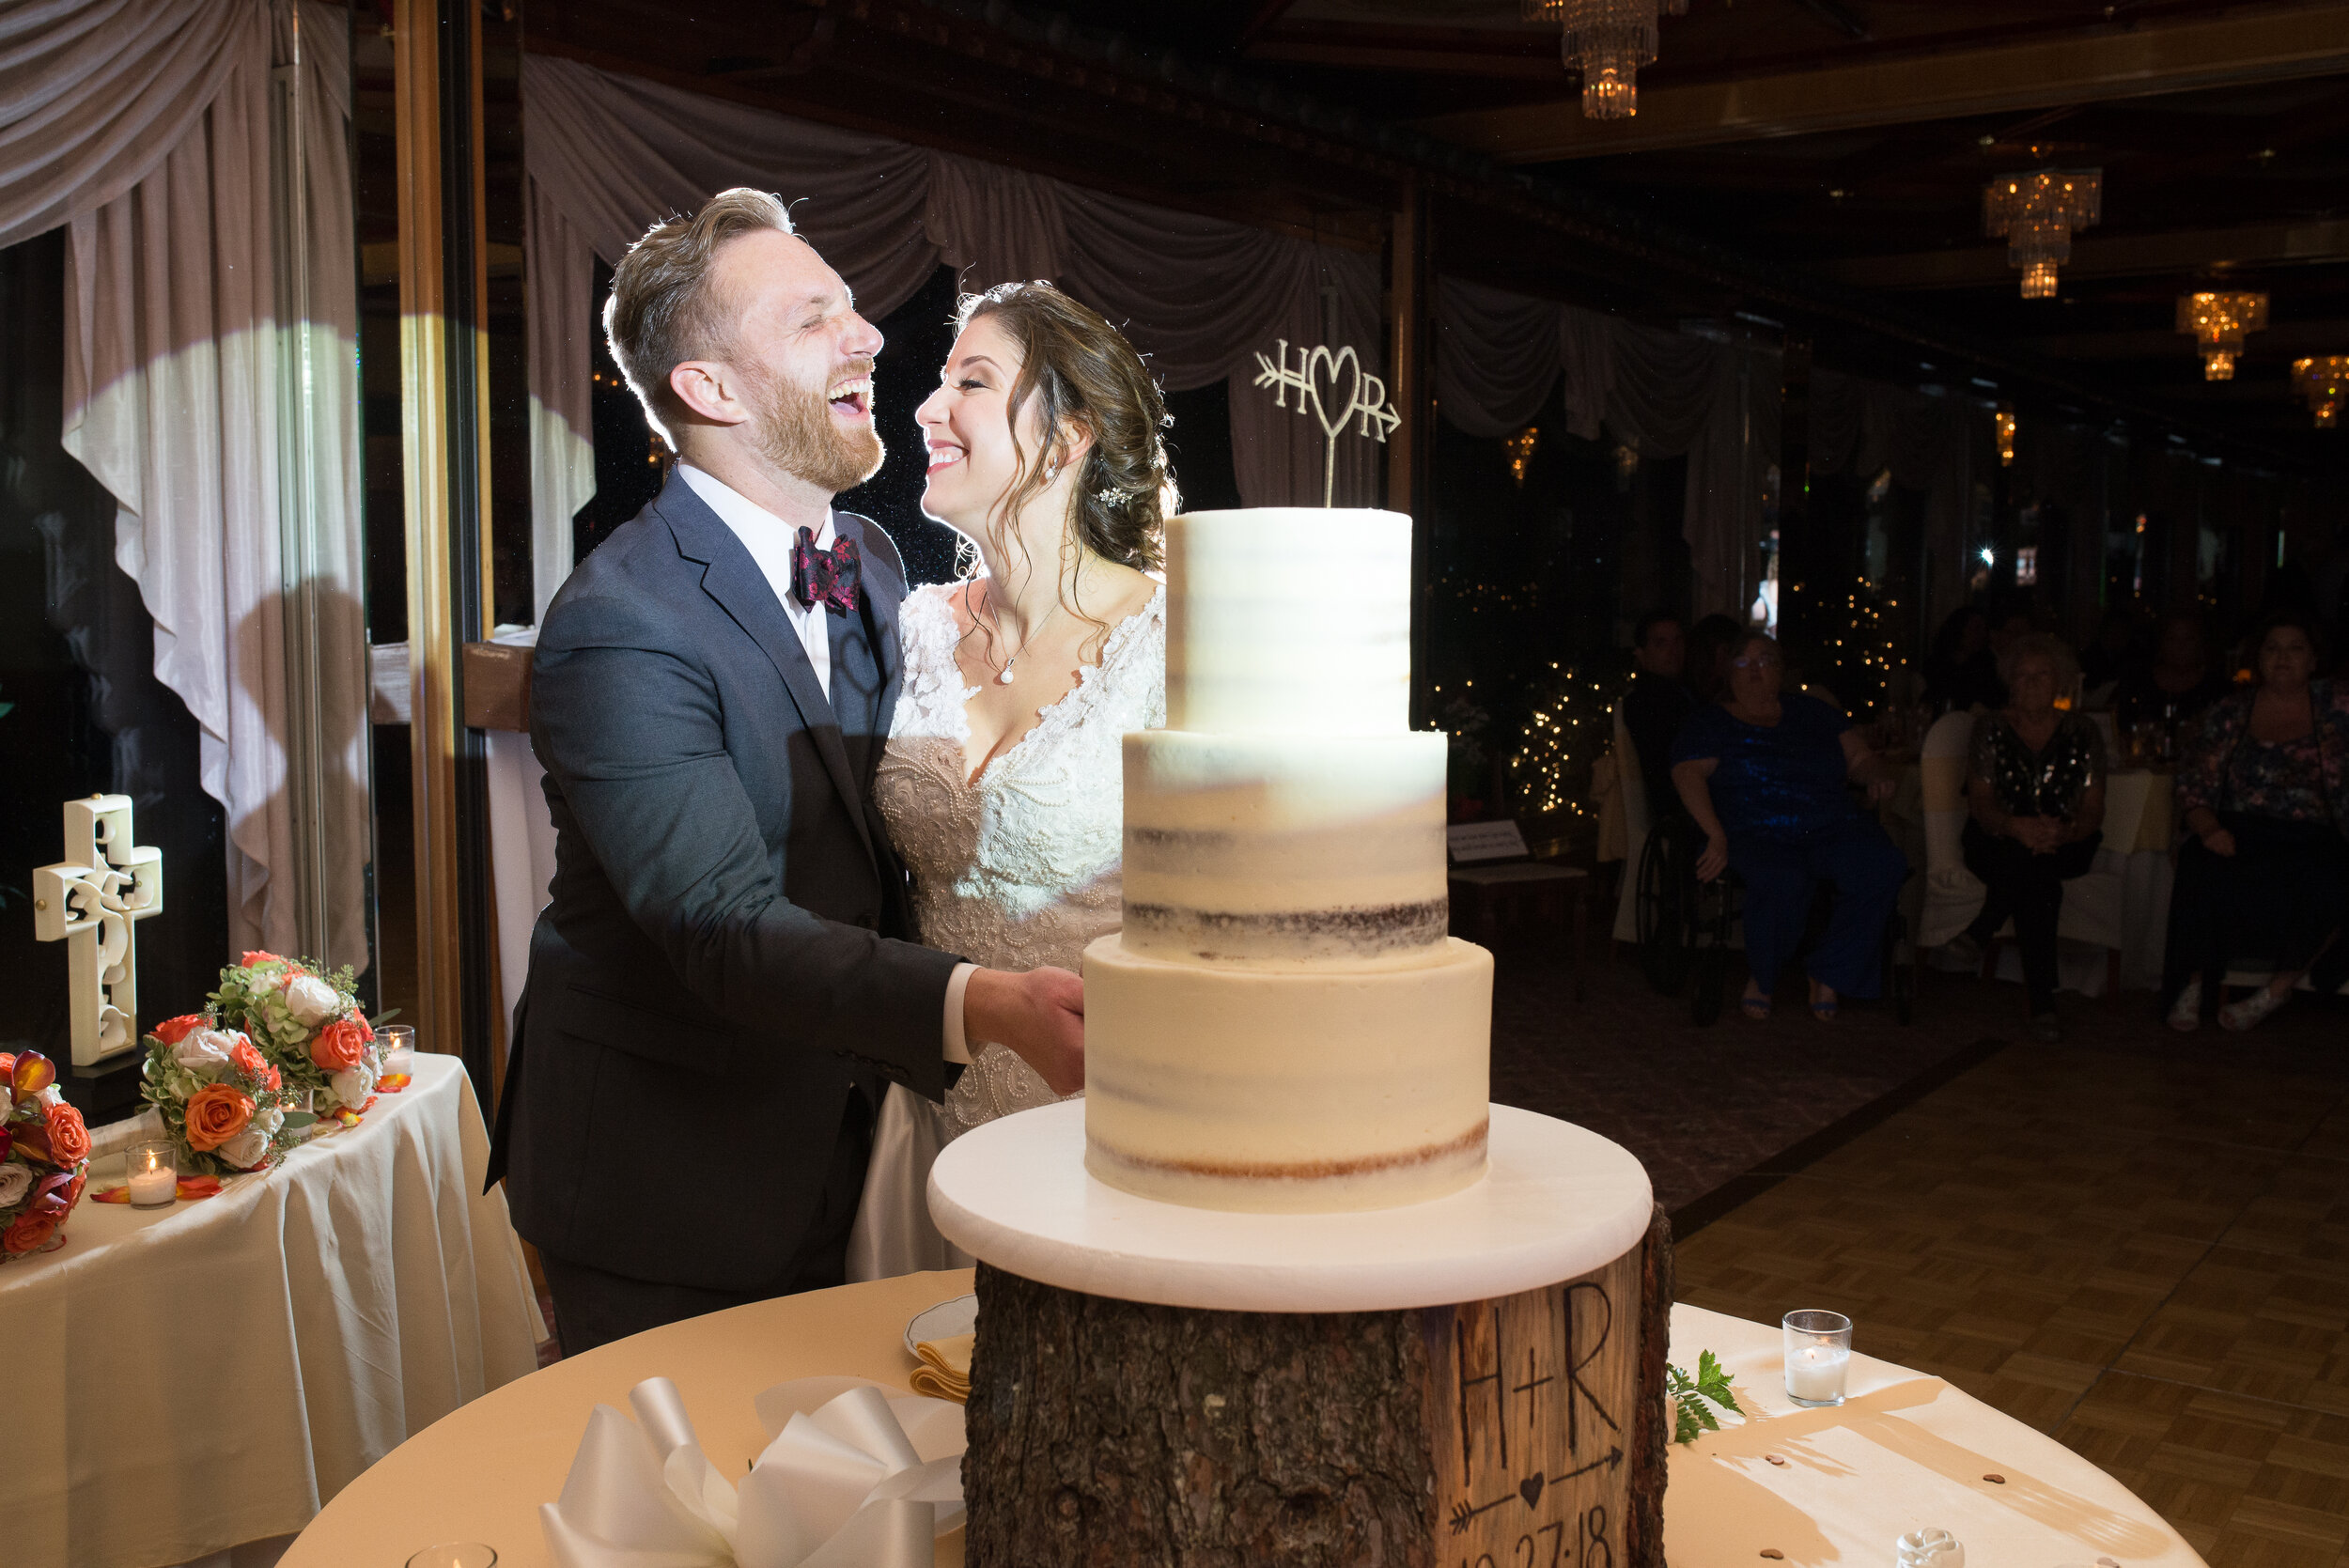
[541,1376,967,1568]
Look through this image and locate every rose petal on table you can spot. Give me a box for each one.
[178,1176,223,1200]
[93,1186,132,1204]
[377,1074,412,1092]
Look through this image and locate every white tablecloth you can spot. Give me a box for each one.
[5,1055,546,1568]
[1669,1305,2202,1566]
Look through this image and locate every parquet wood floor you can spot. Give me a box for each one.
[1672,1001,2349,1567]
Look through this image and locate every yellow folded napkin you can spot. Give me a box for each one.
[910,1332,973,1403]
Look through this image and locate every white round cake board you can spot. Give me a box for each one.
[926,1101,1654,1313]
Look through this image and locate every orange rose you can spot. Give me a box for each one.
[310,1018,369,1073]
[43,1103,90,1167]
[241,951,284,967]
[2,1211,57,1255]
[263,1063,282,1092]
[183,1084,255,1152]
[149,1016,207,1047]
[229,1040,270,1081]
[0,1052,13,1080]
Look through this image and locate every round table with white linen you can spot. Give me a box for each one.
[279,1266,2204,1568]
[7,1054,545,1568]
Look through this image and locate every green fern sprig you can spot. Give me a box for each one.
[1666,1350,1743,1445]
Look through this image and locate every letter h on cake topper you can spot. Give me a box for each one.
[1252,339,1402,506]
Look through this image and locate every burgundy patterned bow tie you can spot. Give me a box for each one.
[790,527,860,614]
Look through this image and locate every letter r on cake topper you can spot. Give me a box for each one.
[1252,339,1402,506]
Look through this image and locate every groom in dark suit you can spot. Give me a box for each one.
[490,189,1083,1355]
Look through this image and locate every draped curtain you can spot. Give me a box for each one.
[1434,277,1778,623]
[522,54,1380,618]
[1809,368,1983,637]
[4,0,366,967]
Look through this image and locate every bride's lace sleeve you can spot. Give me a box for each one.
[942,1044,1063,1138]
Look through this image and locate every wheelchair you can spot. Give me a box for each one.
[1634,812,1917,1027]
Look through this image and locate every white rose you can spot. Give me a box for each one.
[283,975,342,1029]
[0,1163,30,1207]
[172,1029,241,1079]
[330,1063,377,1109]
[251,1104,285,1139]
[213,1129,272,1171]
[34,1085,61,1109]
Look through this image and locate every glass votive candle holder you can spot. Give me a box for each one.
[1782,1309,1853,1406]
[381,1023,417,1077]
[126,1141,179,1208]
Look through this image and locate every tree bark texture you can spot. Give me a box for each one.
[963,1203,1671,1568]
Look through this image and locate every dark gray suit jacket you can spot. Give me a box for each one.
[489,471,960,1290]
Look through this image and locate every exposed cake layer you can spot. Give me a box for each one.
[1121,729,1448,965]
[1081,934,1493,1213]
[1164,508,1412,736]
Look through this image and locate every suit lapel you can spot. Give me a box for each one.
[657,479,879,871]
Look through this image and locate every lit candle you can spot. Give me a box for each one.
[127,1141,178,1208]
[1781,1308,1853,1406]
[1784,1343,1849,1402]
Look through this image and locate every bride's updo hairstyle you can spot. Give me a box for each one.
[956,281,1173,578]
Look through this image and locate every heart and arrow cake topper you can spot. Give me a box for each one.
[1252,338,1402,506]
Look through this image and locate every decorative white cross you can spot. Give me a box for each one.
[33,795,164,1068]
[1252,338,1403,506]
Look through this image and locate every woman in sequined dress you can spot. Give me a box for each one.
[1946,635,2107,1043]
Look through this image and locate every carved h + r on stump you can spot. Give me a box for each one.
[959,1203,1672,1567]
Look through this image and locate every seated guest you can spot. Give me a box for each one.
[2165,612,2349,1031]
[1686,612,1743,705]
[1671,631,1906,1022]
[2114,612,2234,732]
[1623,609,1694,820]
[1945,635,2107,1043]
[1924,606,2002,714]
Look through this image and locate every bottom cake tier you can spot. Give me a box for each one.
[1081,933,1494,1213]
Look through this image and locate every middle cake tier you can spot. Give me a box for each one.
[1121,728,1449,966]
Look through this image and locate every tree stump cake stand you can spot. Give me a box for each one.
[929,1102,1672,1568]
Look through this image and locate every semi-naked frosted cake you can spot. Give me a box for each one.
[1083,508,1494,1213]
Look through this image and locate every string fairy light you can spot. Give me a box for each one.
[1507,661,1615,817]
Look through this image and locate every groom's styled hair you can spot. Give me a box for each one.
[605,188,796,442]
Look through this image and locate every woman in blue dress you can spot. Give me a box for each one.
[1670,630,1907,1021]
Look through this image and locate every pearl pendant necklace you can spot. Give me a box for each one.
[992,601,1066,686]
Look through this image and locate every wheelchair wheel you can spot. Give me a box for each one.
[1635,827,1692,997]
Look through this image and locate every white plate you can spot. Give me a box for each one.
[904,1293,977,1356]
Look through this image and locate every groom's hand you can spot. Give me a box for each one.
[965,966,1085,1095]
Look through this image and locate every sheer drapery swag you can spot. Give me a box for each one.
[521,54,1378,619]
[3,0,366,966]
[1808,369,1984,636]
[1435,277,1779,625]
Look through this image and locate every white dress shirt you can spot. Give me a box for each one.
[677,463,975,1065]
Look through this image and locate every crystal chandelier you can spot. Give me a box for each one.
[1983,170,2102,299]
[2294,356,2349,427]
[2176,292,2267,381]
[1523,0,1660,119]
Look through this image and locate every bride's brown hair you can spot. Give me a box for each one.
[955,283,1174,608]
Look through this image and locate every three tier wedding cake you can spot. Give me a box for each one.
[1081,508,1495,1213]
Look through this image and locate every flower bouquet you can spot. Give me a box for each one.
[0,1051,92,1260]
[210,952,383,1115]
[141,1017,314,1175]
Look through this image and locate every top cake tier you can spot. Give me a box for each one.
[1165,508,1411,736]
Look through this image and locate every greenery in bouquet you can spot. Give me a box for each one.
[210,952,382,1113]
[141,1015,316,1176]
[0,1050,92,1259]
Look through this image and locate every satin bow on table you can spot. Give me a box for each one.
[540,1376,966,1568]
[791,529,861,614]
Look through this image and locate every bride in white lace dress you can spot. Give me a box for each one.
[846,281,1172,1280]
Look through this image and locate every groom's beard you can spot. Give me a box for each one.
[746,358,884,494]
